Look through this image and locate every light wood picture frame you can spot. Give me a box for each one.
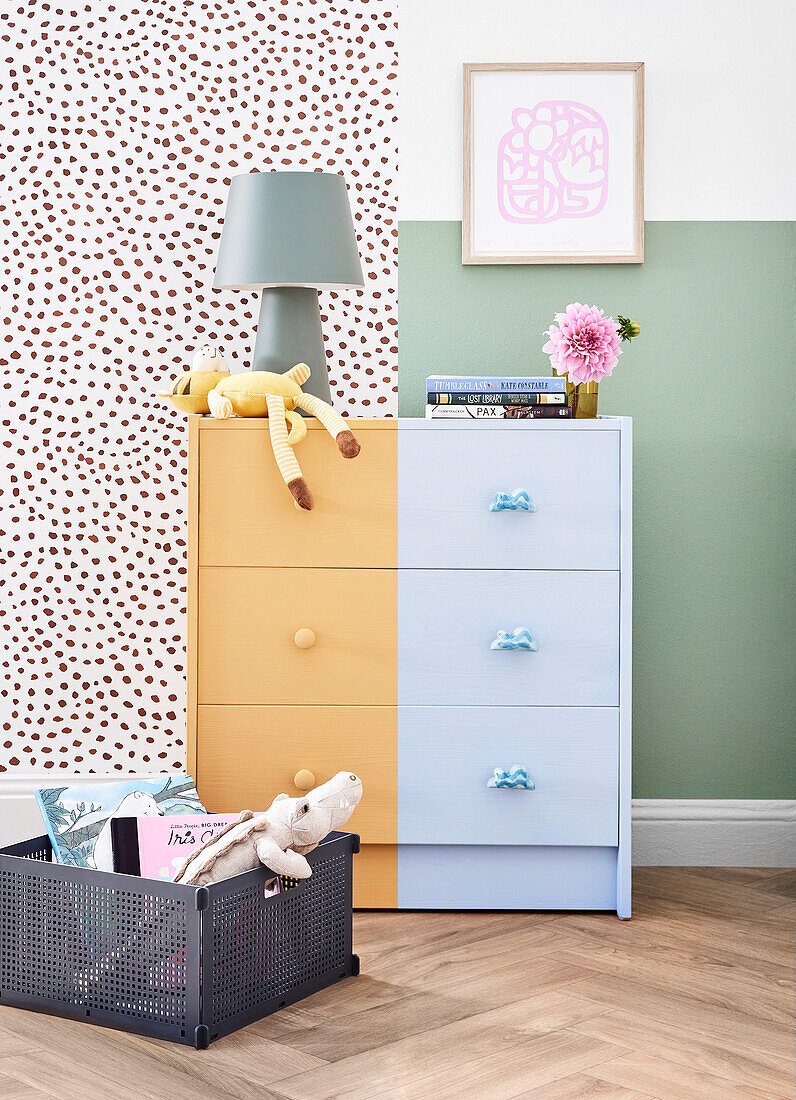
[463,63,644,265]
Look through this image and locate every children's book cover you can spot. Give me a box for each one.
[116,814,247,881]
[112,813,279,893]
[34,775,205,870]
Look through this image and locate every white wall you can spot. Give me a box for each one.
[399,0,796,221]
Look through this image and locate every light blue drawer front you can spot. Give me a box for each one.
[398,425,620,570]
[397,845,619,910]
[398,570,619,706]
[398,707,618,846]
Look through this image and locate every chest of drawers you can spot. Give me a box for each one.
[187,416,631,916]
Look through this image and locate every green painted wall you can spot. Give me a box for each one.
[399,221,795,799]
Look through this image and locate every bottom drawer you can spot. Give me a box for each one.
[399,707,619,847]
[196,705,397,844]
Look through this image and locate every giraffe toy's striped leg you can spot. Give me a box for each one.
[294,392,361,458]
[284,362,312,387]
[265,394,313,510]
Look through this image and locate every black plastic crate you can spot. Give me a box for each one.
[0,830,359,1047]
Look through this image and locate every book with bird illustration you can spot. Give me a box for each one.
[35,775,205,871]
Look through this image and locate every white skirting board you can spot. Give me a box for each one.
[0,777,793,867]
[632,799,796,867]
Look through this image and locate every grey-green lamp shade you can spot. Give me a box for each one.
[213,171,364,290]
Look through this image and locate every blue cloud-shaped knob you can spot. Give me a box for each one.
[490,489,537,512]
[490,627,538,651]
[487,766,535,790]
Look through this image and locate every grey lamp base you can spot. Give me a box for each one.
[251,286,332,407]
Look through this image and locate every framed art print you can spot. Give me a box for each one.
[463,63,644,264]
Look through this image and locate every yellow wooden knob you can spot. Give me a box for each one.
[294,628,316,649]
[293,769,315,791]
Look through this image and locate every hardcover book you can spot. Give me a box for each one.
[427,391,567,405]
[426,376,566,393]
[35,775,205,871]
[111,812,274,885]
[425,404,573,419]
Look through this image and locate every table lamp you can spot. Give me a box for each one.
[213,171,364,406]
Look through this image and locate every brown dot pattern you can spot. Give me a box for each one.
[0,0,397,774]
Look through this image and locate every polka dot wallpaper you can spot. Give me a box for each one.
[0,0,397,773]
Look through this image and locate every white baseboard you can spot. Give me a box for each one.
[632,799,796,867]
[0,773,169,848]
[1,778,793,867]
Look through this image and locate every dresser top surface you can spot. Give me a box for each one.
[194,415,631,432]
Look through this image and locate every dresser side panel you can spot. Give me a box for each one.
[617,418,633,917]
[186,415,201,777]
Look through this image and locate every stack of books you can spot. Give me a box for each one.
[425,376,572,419]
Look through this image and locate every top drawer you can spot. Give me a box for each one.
[398,424,620,569]
[197,419,397,568]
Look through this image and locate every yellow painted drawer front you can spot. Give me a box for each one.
[198,420,397,568]
[198,568,397,706]
[355,845,398,908]
[196,706,397,845]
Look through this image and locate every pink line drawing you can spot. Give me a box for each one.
[497,101,609,224]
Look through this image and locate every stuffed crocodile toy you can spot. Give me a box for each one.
[173,771,362,886]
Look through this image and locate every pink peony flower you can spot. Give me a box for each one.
[543,303,622,385]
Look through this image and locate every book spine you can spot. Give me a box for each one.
[428,391,568,406]
[111,816,142,876]
[526,405,573,418]
[426,404,573,419]
[34,789,61,861]
[426,376,566,393]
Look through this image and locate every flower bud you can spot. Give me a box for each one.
[617,315,640,342]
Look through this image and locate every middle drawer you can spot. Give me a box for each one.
[198,568,397,706]
[199,567,618,707]
[399,569,619,706]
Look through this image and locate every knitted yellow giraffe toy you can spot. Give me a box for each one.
[162,355,360,511]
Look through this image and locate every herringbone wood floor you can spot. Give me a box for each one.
[0,868,792,1099]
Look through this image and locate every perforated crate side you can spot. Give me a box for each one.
[200,831,358,1043]
[0,837,202,1045]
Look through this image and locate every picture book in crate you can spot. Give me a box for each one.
[34,775,205,871]
[111,813,274,893]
